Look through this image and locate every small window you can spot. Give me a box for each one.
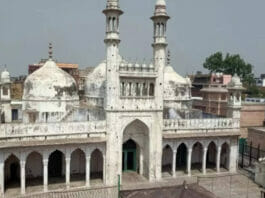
[12,109,18,121]
[3,87,8,95]
[149,83,154,96]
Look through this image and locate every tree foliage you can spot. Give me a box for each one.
[203,52,255,86]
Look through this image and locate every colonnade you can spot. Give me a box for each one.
[162,139,235,177]
[0,146,105,196]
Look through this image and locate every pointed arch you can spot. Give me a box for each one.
[206,141,217,170]
[4,154,20,192]
[70,148,86,185]
[176,143,187,173]
[220,142,230,171]
[191,142,203,173]
[122,119,150,178]
[162,145,173,176]
[48,150,65,185]
[90,149,103,185]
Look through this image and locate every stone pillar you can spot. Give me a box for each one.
[202,147,208,175]
[139,149,143,175]
[216,146,221,173]
[20,160,26,195]
[103,155,106,185]
[86,156,91,187]
[43,158,48,192]
[65,157,71,189]
[187,148,192,176]
[172,150,176,177]
[0,157,4,195]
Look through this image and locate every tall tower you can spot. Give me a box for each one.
[226,75,245,119]
[103,0,123,110]
[151,0,170,109]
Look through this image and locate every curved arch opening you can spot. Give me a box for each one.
[48,150,65,187]
[206,142,217,172]
[176,143,187,175]
[26,152,43,192]
[4,154,20,193]
[70,149,86,187]
[90,149,103,185]
[220,143,230,171]
[122,119,149,179]
[191,142,203,173]
[162,145,173,177]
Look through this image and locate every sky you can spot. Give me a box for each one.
[0,0,265,77]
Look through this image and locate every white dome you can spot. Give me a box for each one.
[228,74,243,88]
[23,60,79,101]
[164,66,190,85]
[156,0,166,6]
[85,61,106,98]
[1,69,10,83]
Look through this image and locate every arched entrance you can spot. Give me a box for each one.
[206,142,217,172]
[220,143,230,171]
[122,119,149,179]
[176,143,187,174]
[48,150,65,187]
[123,140,137,172]
[90,149,103,185]
[70,149,86,186]
[162,145,173,176]
[4,154,20,193]
[26,152,43,192]
[191,142,203,173]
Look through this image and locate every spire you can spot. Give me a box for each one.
[48,42,53,60]
[106,0,119,9]
[154,0,168,16]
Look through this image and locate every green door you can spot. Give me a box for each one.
[123,140,137,172]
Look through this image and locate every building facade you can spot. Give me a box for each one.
[0,0,243,197]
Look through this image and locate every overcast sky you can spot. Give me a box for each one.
[0,0,264,77]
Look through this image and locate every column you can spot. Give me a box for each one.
[20,160,26,195]
[103,155,106,185]
[0,160,4,195]
[43,158,48,192]
[187,148,192,176]
[139,149,143,175]
[202,147,208,175]
[65,157,71,189]
[86,156,91,187]
[172,150,176,177]
[216,146,221,173]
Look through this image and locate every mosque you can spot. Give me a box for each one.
[0,0,244,197]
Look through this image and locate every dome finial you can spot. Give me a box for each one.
[48,42,53,60]
[156,0,166,6]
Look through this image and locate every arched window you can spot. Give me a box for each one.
[156,23,160,36]
[160,23,164,36]
[108,17,112,31]
[149,83,154,96]
[112,17,116,31]
[121,82,126,96]
[129,82,132,96]
[136,83,140,96]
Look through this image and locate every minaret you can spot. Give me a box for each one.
[151,0,170,110]
[226,75,245,119]
[103,0,123,110]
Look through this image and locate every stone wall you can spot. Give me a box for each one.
[248,128,265,150]
[240,103,265,127]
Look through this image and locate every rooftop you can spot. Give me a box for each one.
[120,182,217,198]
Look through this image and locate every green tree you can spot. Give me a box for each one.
[203,52,255,86]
